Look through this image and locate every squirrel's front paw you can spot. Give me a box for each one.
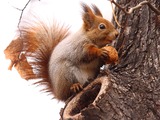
[100,48,109,60]
[101,46,119,64]
[70,83,83,93]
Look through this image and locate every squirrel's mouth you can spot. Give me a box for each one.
[107,40,113,44]
[104,39,114,45]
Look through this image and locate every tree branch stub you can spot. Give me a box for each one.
[61,76,111,120]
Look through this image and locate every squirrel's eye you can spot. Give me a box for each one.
[98,23,106,30]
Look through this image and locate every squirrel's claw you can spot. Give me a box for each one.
[100,48,109,61]
[70,83,83,93]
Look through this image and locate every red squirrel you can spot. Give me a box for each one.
[4,3,119,101]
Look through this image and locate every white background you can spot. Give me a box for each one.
[0,0,112,119]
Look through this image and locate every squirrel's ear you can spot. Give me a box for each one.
[91,4,103,17]
[81,3,95,31]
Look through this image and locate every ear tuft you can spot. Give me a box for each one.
[91,4,103,17]
[81,2,95,30]
[81,2,92,14]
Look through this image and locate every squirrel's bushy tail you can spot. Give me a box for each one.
[4,20,69,93]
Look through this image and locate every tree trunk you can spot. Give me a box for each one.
[61,0,160,119]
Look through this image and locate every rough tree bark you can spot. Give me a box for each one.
[61,0,160,119]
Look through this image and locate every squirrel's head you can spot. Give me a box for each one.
[81,3,119,47]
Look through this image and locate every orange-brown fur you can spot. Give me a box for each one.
[5,3,118,101]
